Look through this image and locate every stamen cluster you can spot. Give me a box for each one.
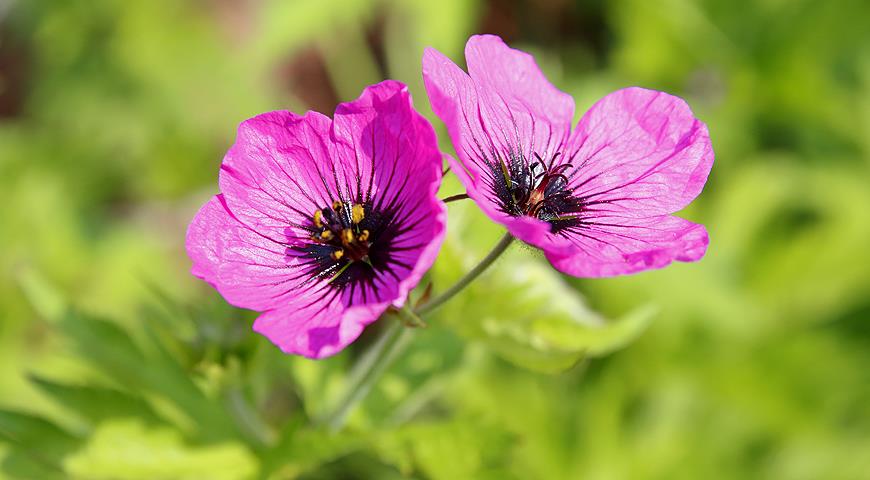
[494,153,584,232]
[310,201,372,263]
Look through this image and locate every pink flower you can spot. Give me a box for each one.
[186,81,446,358]
[423,35,713,277]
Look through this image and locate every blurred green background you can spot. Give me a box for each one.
[1,0,869,478]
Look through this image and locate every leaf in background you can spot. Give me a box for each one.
[14,266,67,323]
[431,201,654,373]
[58,311,235,441]
[28,375,162,427]
[288,354,349,421]
[361,326,466,425]
[260,418,365,480]
[0,410,81,480]
[374,417,517,480]
[62,419,257,480]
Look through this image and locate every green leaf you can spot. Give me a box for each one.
[288,354,349,421]
[14,266,67,323]
[0,410,81,479]
[58,312,148,375]
[2,451,68,480]
[0,410,80,457]
[362,326,466,424]
[138,318,238,440]
[375,418,517,480]
[431,201,654,372]
[62,419,258,480]
[260,419,365,479]
[29,375,161,426]
[59,311,235,440]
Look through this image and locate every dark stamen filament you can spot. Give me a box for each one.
[311,201,372,265]
[490,151,585,232]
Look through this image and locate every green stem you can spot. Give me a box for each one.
[416,232,513,315]
[325,232,513,430]
[397,304,427,327]
[326,316,411,431]
[227,388,274,446]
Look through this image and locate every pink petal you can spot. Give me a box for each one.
[253,294,389,359]
[423,38,574,237]
[545,215,709,277]
[332,80,447,308]
[465,34,574,154]
[218,110,341,242]
[188,198,389,357]
[423,47,514,224]
[186,195,314,311]
[565,87,713,217]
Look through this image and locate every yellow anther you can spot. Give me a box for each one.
[351,204,365,224]
[313,209,323,228]
[320,230,333,240]
[331,249,344,260]
[332,200,343,210]
[358,229,370,242]
[341,229,354,244]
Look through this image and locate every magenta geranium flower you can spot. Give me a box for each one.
[186,81,446,358]
[423,35,713,277]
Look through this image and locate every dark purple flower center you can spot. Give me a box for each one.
[312,201,372,262]
[491,152,585,233]
[291,200,399,288]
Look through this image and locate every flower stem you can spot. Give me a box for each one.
[416,232,514,315]
[397,304,427,327]
[326,316,412,431]
[325,232,513,430]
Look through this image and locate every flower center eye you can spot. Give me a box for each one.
[499,153,584,225]
[310,201,372,263]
